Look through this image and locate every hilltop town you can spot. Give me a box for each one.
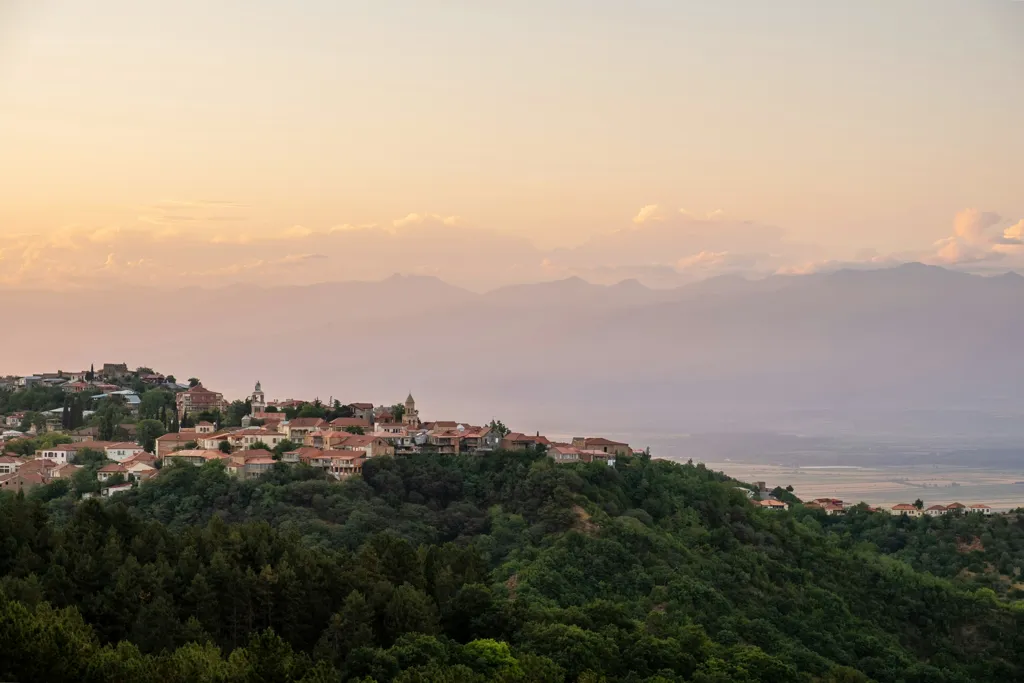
[0,364,999,517]
[0,364,636,496]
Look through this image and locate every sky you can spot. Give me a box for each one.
[1,0,1022,290]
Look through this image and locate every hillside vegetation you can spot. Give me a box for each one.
[2,451,1023,682]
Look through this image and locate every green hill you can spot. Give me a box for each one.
[1,451,1022,682]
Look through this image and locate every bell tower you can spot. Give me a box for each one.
[403,392,420,427]
[251,380,266,413]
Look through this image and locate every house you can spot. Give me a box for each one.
[51,463,83,479]
[423,421,461,432]
[125,461,157,481]
[374,423,407,441]
[282,446,321,464]
[69,426,102,442]
[163,449,229,467]
[304,430,352,450]
[329,417,371,432]
[0,455,26,475]
[196,431,236,450]
[4,413,26,428]
[501,433,551,452]
[105,442,148,462]
[61,381,93,394]
[283,418,327,442]
[336,435,394,458]
[945,502,966,513]
[35,443,80,466]
[93,390,142,414]
[579,449,616,466]
[549,445,581,463]
[347,403,374,422]
[0,471,48,491]
[195,421,217,434]
[97,463,129,482]
[322,450,366,479]
[459,427,502,454]
[65,371,89,382]
[155,432,199,458]
[123,452,158,468]
[227,449,277,479]
[229,428,288,450]
[296,448,332,469]
[890,503,922,517]
[925,504,947,516]
[101,482,134,497]
[427,430,461,455]
[101,363,129,378]
[969,504,992,515]
[570,437,631,458]
[759,499,789,511]
[175,384,229,417]
[19,458,59,479]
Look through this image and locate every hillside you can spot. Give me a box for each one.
[1,452,1022,682]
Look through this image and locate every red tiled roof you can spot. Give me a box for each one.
[330,418,370,428]
[234,449,274,461]
[926,505,947,511]
[348,403,373,410]
[20,459,57,471]
[158,432,196,442]
[582,437,628,446]
[287,418,327,428]
[98,463,128,473]
[892,504,917,510]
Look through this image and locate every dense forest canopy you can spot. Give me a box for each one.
[1,451,1023,682]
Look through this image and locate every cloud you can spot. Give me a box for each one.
[393,213,461,229]
[925,209,1023,266]
[633,204,667,225]
[3,204,1021,291]
[137,199,249,231]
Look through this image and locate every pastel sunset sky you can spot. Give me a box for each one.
[1,0,1022,290]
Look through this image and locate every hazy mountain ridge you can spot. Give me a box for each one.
[3,264,1022,438]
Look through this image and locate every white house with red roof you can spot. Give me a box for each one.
[105,442,148,462]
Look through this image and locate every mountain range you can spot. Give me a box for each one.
[3,264,1023,442]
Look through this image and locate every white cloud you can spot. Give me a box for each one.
[632,204,667,225]
[1004,220,1023,242]
[925,209,1023,266]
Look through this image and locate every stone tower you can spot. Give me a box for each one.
[251,381,266,413]
[403,392,420,427]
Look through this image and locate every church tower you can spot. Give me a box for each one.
[251,381,266,413]
[403,392,420,427]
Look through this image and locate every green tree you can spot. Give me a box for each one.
[95,400,123,441]
[219,440,232,454]
[137,419,166,453]
[488,420,511,438]
[188,378,200,387]
[314,591,376,667]
[344,426,365,435]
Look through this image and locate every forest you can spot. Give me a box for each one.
[1,450,1023,682]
